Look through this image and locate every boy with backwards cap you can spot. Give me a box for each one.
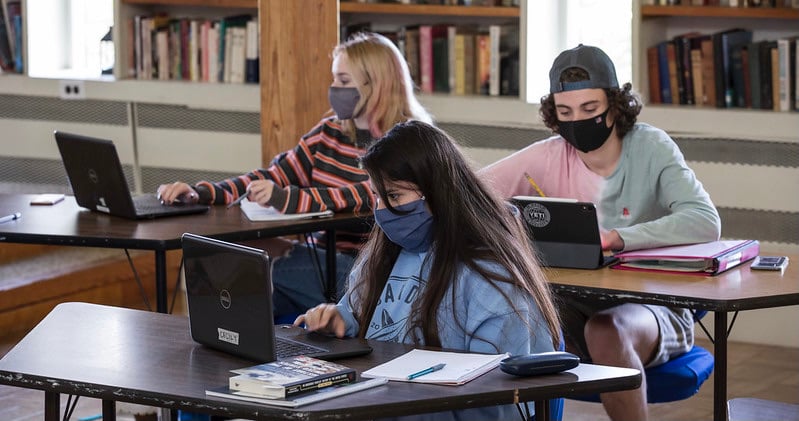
[481,44,721,420]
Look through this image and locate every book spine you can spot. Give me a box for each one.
[419,25,434,93]
[488,25,501,96]
[777,39,790,112]
[0,3,13,71]
[700,38,716,107]
[657,42,673,104]
[715,240,759,273]
[284,371,356,397]
[245,19,259,84]
[666,43,680,104]
[690,48,704,106]
[647,45,662,104]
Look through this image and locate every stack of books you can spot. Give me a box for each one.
[206,355,387,407]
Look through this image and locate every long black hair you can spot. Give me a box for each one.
[351,120,561,350]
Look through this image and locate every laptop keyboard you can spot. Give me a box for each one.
[275,337,327,359]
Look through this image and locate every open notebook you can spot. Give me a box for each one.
[362,349,508,386]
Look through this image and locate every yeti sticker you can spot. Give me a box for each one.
[522,203,551,228]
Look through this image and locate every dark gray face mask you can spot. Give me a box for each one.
[328,87,361,120]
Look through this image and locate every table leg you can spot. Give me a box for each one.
[102,400,116,420]
[44,391,59,421]
[714,311,728,421]
[535,399,551,421]
[155,250,167,313]
[325,228,337,302]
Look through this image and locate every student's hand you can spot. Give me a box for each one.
[246,180,277,207]
[600,229,624,251]
[294,304,346,338]
[156,182,199,205]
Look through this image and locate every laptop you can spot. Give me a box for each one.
[510,196,617,269]
[54,131,209,219]
[181,233,373,362]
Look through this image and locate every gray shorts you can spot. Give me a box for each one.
[558,296,694,368]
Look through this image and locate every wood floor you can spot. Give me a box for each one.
[1,297,797,420]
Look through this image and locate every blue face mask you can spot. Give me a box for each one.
[374,198,434,253]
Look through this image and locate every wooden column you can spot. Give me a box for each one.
[258,0,339,165]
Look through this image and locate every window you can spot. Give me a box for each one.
[27,0,113,79]
[525,0,632,103]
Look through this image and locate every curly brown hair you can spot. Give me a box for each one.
[539,67,643,139]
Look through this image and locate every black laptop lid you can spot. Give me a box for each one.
[182,233,372,363]
[55,131,139,219]
[54,131,208,219]
[511,196,611,269]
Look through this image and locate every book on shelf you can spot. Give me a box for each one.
[129,12,255,84]
[0,1,12,71]
[747,40,763,109]
[1,0,21,73]
[672,32,702,105]
[712,28,753,108]
[489,24,518,97]
[228,355,357,399]
[610,239,760,276]
[656,41,674,104]
[666,42,680,104]
[206,377,388,408]
[770,45,779,111]
[419,24,448,93]
[690,47,705,106]
[700,37,717,107]
[775,38,793,112]
[474,32,491,95]
[758,40,777,110]
[362,348,508,386]
[647,45,662,103]
[730,44,747,107]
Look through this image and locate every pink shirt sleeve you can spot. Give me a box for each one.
[480,136,604,204]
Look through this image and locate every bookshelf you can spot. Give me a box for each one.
[339,2,520,18]
[633,0,799,115]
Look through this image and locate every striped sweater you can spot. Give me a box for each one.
[194,117,375,251]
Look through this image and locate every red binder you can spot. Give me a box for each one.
[610,239,760,276]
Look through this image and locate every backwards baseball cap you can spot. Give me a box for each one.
[549,44,619,93]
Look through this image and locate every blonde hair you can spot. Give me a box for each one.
[333,32,432,138]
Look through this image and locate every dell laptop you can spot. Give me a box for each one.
[181,233,372,363]
[511,196,617,269]
[54,131,209,219]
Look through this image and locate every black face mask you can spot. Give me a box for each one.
[557,108,614,153]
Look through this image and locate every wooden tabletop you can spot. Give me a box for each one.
[545,254,799,311]
[0,193,372,251]
[0,302,641,421]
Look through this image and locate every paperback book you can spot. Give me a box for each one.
[229,355,356,399]
[206,377,388,408]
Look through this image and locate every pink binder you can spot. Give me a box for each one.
[610,239,760,276]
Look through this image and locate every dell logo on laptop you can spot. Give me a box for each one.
[220,289,232,309]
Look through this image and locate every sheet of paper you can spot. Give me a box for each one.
[240,199,333,222]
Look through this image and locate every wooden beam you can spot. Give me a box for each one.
[258,0,339,165]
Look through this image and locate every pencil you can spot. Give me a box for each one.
[523,172,546,197]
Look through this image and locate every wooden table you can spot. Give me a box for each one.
[0,302,641,421]
[0,193,371,313]
[546,255,799,421]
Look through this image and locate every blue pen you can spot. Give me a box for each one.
[407,363,446,380]
[0,212,22,224]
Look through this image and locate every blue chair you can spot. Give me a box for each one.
[572,310,714,404]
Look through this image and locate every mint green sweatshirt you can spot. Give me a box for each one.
[482,122,721,251]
